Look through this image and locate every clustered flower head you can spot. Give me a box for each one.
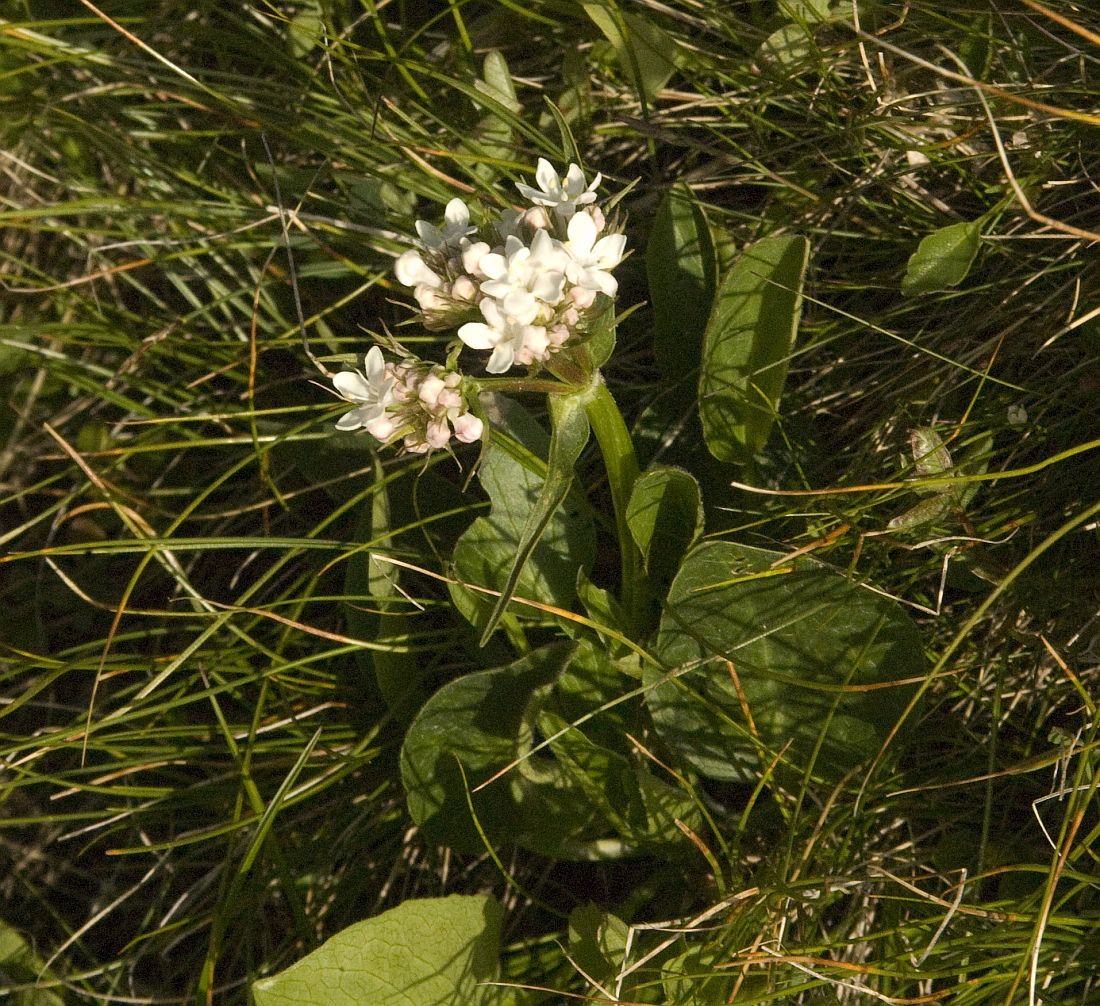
[333,346,483,455]
[332,158,625,454]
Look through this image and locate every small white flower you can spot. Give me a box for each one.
[394,249,442,289]
[516,158,602,219]
[478,231,567,317]
[332,347,396,432]
[459,297,546,374]
[563,211,625,297]
[414,198,477,250]
[461,239,492,277]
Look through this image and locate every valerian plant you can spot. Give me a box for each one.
[259,155,926,1005]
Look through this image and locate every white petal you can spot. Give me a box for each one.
[443,198,469,229]
[364,347,385,382]
[515,181,545,204]
[414,220,444,249]
[534,158,558,196]
[479,252,508,281]
[479,298,503,327]
[502,289,538,319]
[563,163,586,197]
[593,233,626,268]
[567,211,597,255]
[480,278,514,300]
[588,171,602,192]
[486,343,515,374]
[335,409,364,431]
[458,322,498,351]
[590,269,618,297]
[531,271,564,305]
[333,371,372,402]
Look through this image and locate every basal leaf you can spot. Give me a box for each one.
[647,184,717,378]
[698,235,809,464]
[647,541,923,782]
[626,466,703,597]
[401,642,600,854]
[902,220,981,296]
[252,895,502,1006]
[539,707,699,854]
[287,2,322,58]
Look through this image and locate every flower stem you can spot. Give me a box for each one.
[585,378,646,632]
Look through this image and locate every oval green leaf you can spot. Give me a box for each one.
[901,220,981,296]
[698,235,809,464]
[626,465,703,597]
[252,895,502,1006]
[646,541,924,782]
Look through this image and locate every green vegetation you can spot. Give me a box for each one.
[2,1,1099,1004]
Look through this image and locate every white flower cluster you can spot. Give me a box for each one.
[331,159,624,455]
[394,158,626,374]
[333,347,483,454]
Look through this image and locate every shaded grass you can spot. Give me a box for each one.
[1,1,1099,1003]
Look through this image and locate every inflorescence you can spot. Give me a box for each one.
[332,159,625,455]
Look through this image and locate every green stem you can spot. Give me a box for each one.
[584,378,645,632]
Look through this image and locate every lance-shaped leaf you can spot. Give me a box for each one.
[647,184,717,378]
[698,235,809,464]
[252,895,502,1006]
[478,390,592,645]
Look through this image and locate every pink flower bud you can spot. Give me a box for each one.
[452,413,484,443]
[570,285,597,310]
[451,276,477,301]
[523,206,551,231]
[425,418,451,449]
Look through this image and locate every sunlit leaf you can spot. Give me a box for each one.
[698,235,809,464]
[252,896,502,1006]
[902,220,981,296]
